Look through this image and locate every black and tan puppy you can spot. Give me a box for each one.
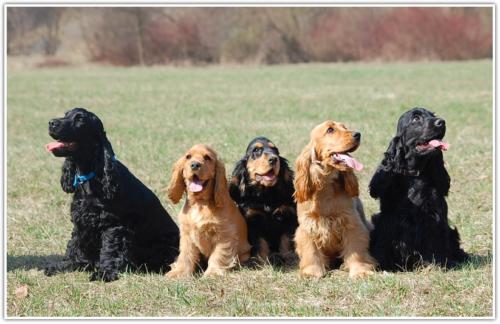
[229,137,298,265]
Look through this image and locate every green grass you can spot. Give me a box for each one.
[6,60,493,317]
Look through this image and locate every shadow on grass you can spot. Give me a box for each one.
[7,254,63,271]
[379,253,492,273]
[456,253,492,270]
[241,254,300,273]
[7,252,490,274]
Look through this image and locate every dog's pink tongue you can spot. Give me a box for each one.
[263,174,275,181]
[428,139,450,151]
[262,171,275,181]
[188,179,204,193]
[334,154,364,171]
[45,141,65,152]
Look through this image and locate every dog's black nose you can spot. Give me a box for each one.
[269,156,278,165]
[49,119,60,129]
[434,118,445,127]
[191,161,201,170]
[352,132,361,141]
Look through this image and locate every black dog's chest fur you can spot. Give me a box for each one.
[245,201,291,244]
[236,185,297,252]
[70,196,103,263]
[71,196,102,232]
[383,176,446,220]
[70,189,125,262]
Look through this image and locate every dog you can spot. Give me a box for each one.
[294,120,376,279]
[44,108,180,282]
[165,144,251,278]
[229,137,298,266]
[369,107,469,271]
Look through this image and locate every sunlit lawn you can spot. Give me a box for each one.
[6,60,492,317]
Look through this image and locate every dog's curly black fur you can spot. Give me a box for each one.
[229,137,298,265]
[369,107,468,271]
[44,108,179,282]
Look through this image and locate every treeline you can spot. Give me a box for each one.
[7,7,492,66]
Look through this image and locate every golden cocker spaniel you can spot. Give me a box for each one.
[165,144,251,278]
[294,121,376,279]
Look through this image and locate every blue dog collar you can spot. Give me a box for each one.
[71,156,116,188]
[73,172,96,188]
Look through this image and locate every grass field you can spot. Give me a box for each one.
[6,60,493,317]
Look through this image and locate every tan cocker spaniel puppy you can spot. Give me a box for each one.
[294,121,376,279]
[165,144,251,278]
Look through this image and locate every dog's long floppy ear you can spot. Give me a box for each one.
[278,156,292,181]
[214,159,228,208]
[167,156,186,204]
[369,167,389,199]
[100,133,118,200]
[60,158,76,193]
[278,156,295,196]
[370,135,404,199]
[294,142,324,203]
[342,170,359,197]
[229,157,247,203]
[381,135,405,172]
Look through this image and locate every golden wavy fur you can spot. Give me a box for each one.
[165,144,251,278]
[294,121,376,279]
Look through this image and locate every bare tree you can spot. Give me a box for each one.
[7,7,38,55]
[8,7,493,64]
[27,7,67,55]
[7,7,68,56]
[121,8,148,65]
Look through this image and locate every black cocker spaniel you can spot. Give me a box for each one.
[229,137,298,266]
[369,107,468,271]
[44,108,179,281]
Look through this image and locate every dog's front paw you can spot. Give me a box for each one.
[203,267,227,277]
[90,270,119,282]
[300,265,326,278]
[243,256,264,269]
[268,253,285,267]
[44,264,58,276]
[165,269,192,279]
[349,265,375,279]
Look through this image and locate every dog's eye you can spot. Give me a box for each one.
[252,147,263,158]
[326,127,335,134]
[186,154,191,160]
[412,115,421,122]
[204,155,211,161]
